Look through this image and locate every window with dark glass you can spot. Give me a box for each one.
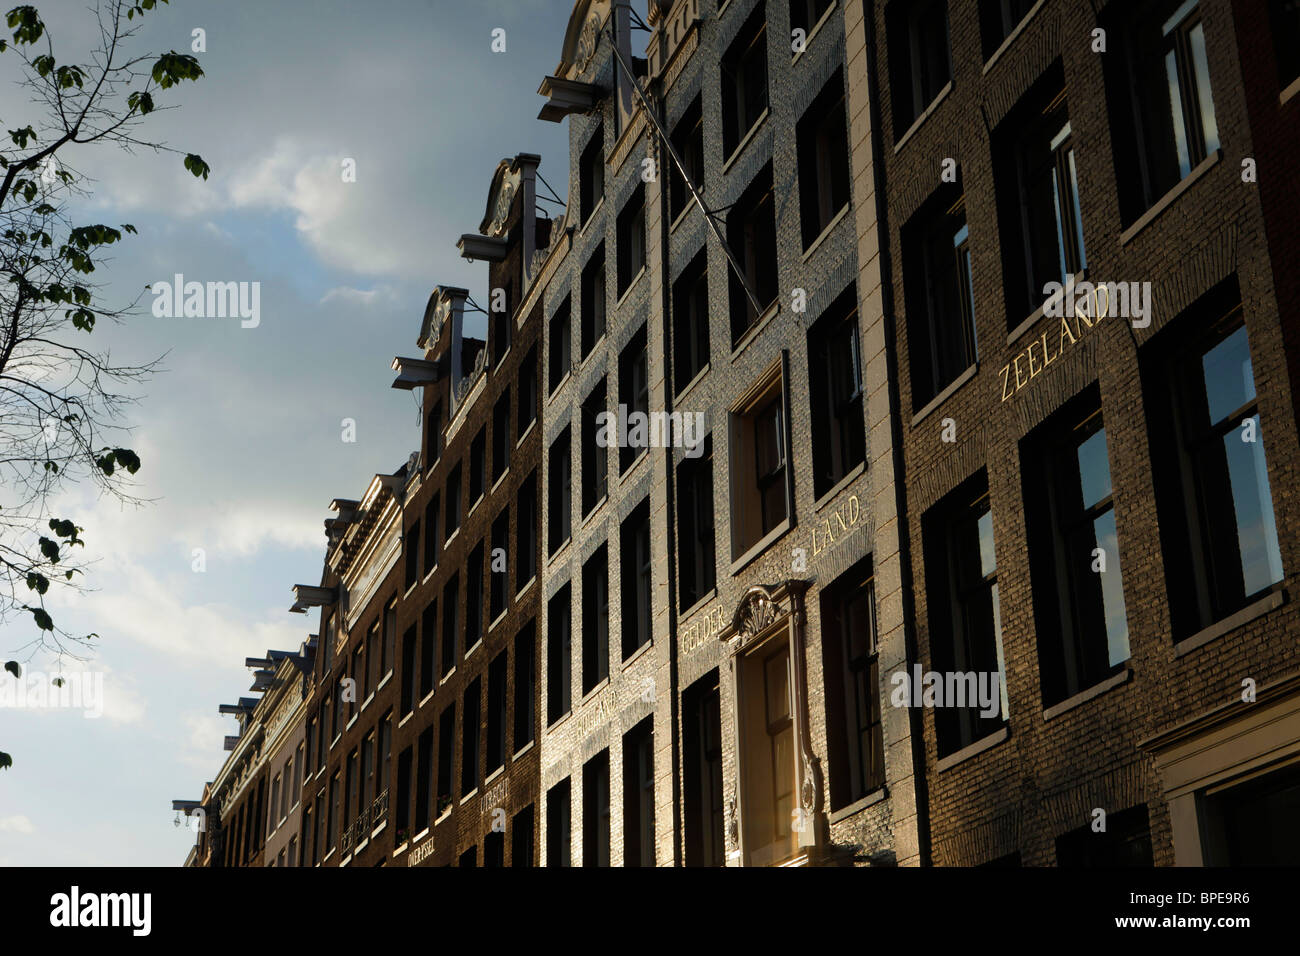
[721,2,769,159]
[484,830,505,867]
[1104,0,1220,223]
[512,804,535,867]
[790,0,835,37]
[547,778,571,867]
[902,186,976,409]
[441,574,459,674]
[424,493,439,574]
[582,545,610,693]
[683,671,724,866]
[491,508,509,622]
[549,296,573,392]
[797,70,851,248]
[730,367,790,558]
[466,542,484,650]
[548,585,573,724]
[979,0,1038,58]
[350,646,363,717]
[677,436,716,609]
[401,624,417,716]
[459,846,477,867]
[1143,289,1284,639]
[378,712,392,806]
[327,771,340,854]
[487,648,507,774]
[445,464,462,541]
[922,475,1009,757]
[519,344,538,436]
[426,399,442,472]
[492,388,510,483]
[344,749,357,838]
[672,250,710,392]
[886,0,952,135]
[623,718,655,867]
[492,283,512,367]
[581,244,607,359]
[514,620,536,750]
[469,426,486,506]
[728,164,779,344]
[583,749,611,867]
[995,65,1086,324]
[580,125,605,225]
[365,623,378,701]
[414,727,432,833]
[1270,0,1300,90]
[383,599,396,681]
[821,556,884,809]
[621,498,652,658]
[548,426,573,554]
[1024,390,1130,706]
[669,96,704,223]
[581,379,608,515]
[405,519,420,591]
[1200,762,1300,865]
[518,470,538,589]
[617,184,646,296]
[808,287,865,498]
[619,326,649,473]
[436,703,455,817]
[420,600,437,699]
[1056,804,1154,866]
[462,678,481,797]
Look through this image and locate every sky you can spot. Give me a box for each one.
[0,0,584,866]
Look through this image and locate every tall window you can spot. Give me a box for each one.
[582,545,610,693]
[546,778,572,867]
[821,558,884,809]
[683,671,724,866]
[979,0,1038,58]
[548,426,573,555]
[790,0,835,37]
[677,437,716,609]
[441,574,459,675]
[579,125,605,226]
[405,519,421,591]
[423,494,439,574]
[420,600,437,698]
[1270,0,1300,90]
[359,732,373,833]
[436,704,455,818]
[466,542,484,651]
[621,499,653,658]
[492,388,511,484]
[1144,290,1284,638]
[886,0,952,135]
[583,749,611,867]
[619,327,649,473]
[401,625,417,716]
[462,678,481,797]
[414,728,433,834]
[797,70,851,248]
[728,164,779,343]
[616,185,646,296]
[739,643,797,866]
[1024,391,1130,706]
[672,250,710,392]
[519,344,538,436]
[547,585,573,723]
[669,96,704,222]
[996,67,1086,323]
[350,646,363,717]
[487,649,508,774]
[490,508,510,622]
[512,804,535,867]
[923,476,1009,756]
[581,245,607,359]
[514,621,536,750]
[327,771,340,855]
[730,366,789,558]
[469,427,486,507]
[517,470,539,589]
[721,2,769,159]
[623,718,655,867]
[383,599,396,682]
[1105,0,1220,222]
[808,288,866,498]
[903,187,976,408]
[426,399,442,472]
[378,712,392,803]
[581,380,608,515]
[549,296,573,392]
[445,464,462,541]
[1057,805,1154,866]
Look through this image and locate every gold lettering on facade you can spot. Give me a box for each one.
[806,492,865,567]
[1027,339,1042,378]
[1013,354,1026,390]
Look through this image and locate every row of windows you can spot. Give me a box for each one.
[924,283,1283,758]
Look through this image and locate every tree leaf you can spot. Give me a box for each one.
[3,660,19,678]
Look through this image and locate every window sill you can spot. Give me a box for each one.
[935,725,1009,773]
[729,299,781,362]
[981,0,1047,75]
[412,827,430,846]
[548,537,572,567]
[331,734,341,751]
[580,333,607,368]
[1008,270,1087,346]
[730,517,793,578]
[1281,75,1300,107]
[403,580,419,601]
[515,575,536,602]
[893,81,953,155]
[489,609,509,634]
[621,638,653,671]
[580,677,611,706]
[361,693,374,714]
[828,786,888,824]
[490,468,510,497]
[619,448,649,485]
[791,2,838,66]
[669,193,699,234]
[910,362,978,427]
[579,198,605,239]
[675,362,710,405]
[460,788,479,807]
[549,369,573,399]
[1119,149,1221,247]
[440,666,457,686]
[547,710,573,733]
[435,808,453,826]
[1042,667,1131,721]
[465,637,483,661]
[513,739,535,761]
[517,419,537,448]
[615,267,646,310]
[582,494,609,528]
[371,820,387,840]
[468,495,485,520]
[679,588,718,623]
[377,671,393,692]
[799,203,850,264]
[722,108,770,176]
[1173,587,1287,658]
[444,528,461,549]
[484,766,505,788]
[393,840,408,857]
[346,714,359,732]
[813,462,867,514]
[418,687,437,709]
[493,344,513,375]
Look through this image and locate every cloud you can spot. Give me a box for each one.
[0,815,35,834]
